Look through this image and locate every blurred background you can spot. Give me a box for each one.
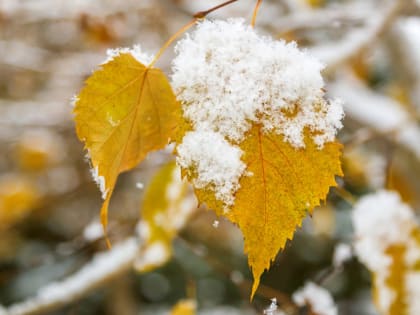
[1,0,420,314]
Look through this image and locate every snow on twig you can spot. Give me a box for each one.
[0,238,139,315]
[329,75,420,159]
[311,0,403,72]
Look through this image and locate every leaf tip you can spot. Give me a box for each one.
[250,279,260,301]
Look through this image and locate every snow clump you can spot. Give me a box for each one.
[173,19,344,208]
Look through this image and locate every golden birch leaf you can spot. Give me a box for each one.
[135,161,197,272]
[73,53,181,234]
[189,125,342,298]
[234,125,342,298]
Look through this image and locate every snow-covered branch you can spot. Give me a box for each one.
[0,238,139,315]
[273,5,368,33]
[329,75,420,159]
[311,0,403,72]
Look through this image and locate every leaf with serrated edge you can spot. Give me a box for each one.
[188,124,342,298]
[74,53,181,235]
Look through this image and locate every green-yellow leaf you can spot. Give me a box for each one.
[73,53,181,234]
[188,124,342,298]
[135,161,197,272]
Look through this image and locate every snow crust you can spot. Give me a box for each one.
[292,282,337,315]
[173,19,343,207]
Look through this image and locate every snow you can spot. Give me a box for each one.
[352,191,414,271]
[292,282,337,315]
[173,19,343,207]
[263,298,285,315]
[165,165,197,230]
[83,220,104,241]
[89,165,108,200]
[396,18,420,75]
[5,238,138,315]
[134,241,169,271]
[329,77,420,159]
[104,44,153,65]
[407,272,420,315]
[332,243,353,268]
[393,17,420,114]
[172,18,343,148]
[176,130,246,208]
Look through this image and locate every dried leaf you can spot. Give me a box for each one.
[73,53,181,233]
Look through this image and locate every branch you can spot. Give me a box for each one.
[274,6,368,34]
[328,74,420,159]
[0,238,140,315]
[310,0,403,72]
[388,17,420,109]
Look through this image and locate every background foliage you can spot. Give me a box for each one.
[1,0,420,314]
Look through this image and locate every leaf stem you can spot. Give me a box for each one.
[251,0,263,28]
[194,0,238,18]
[148,19,197,68]
[333,186,356,206]
[148,0,239,68]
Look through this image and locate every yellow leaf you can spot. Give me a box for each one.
[170,299,196,315]
[302,0,325,8]
[383,245,408,315]
[73,53,181,234]
[190,125,342,298]
[135,161,197,272]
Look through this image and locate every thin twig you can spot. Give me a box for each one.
[333,186,356,206]
[148,0,239,67]
[251,0,263,27]
[193,0,238,18]
[148,19,197,68]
